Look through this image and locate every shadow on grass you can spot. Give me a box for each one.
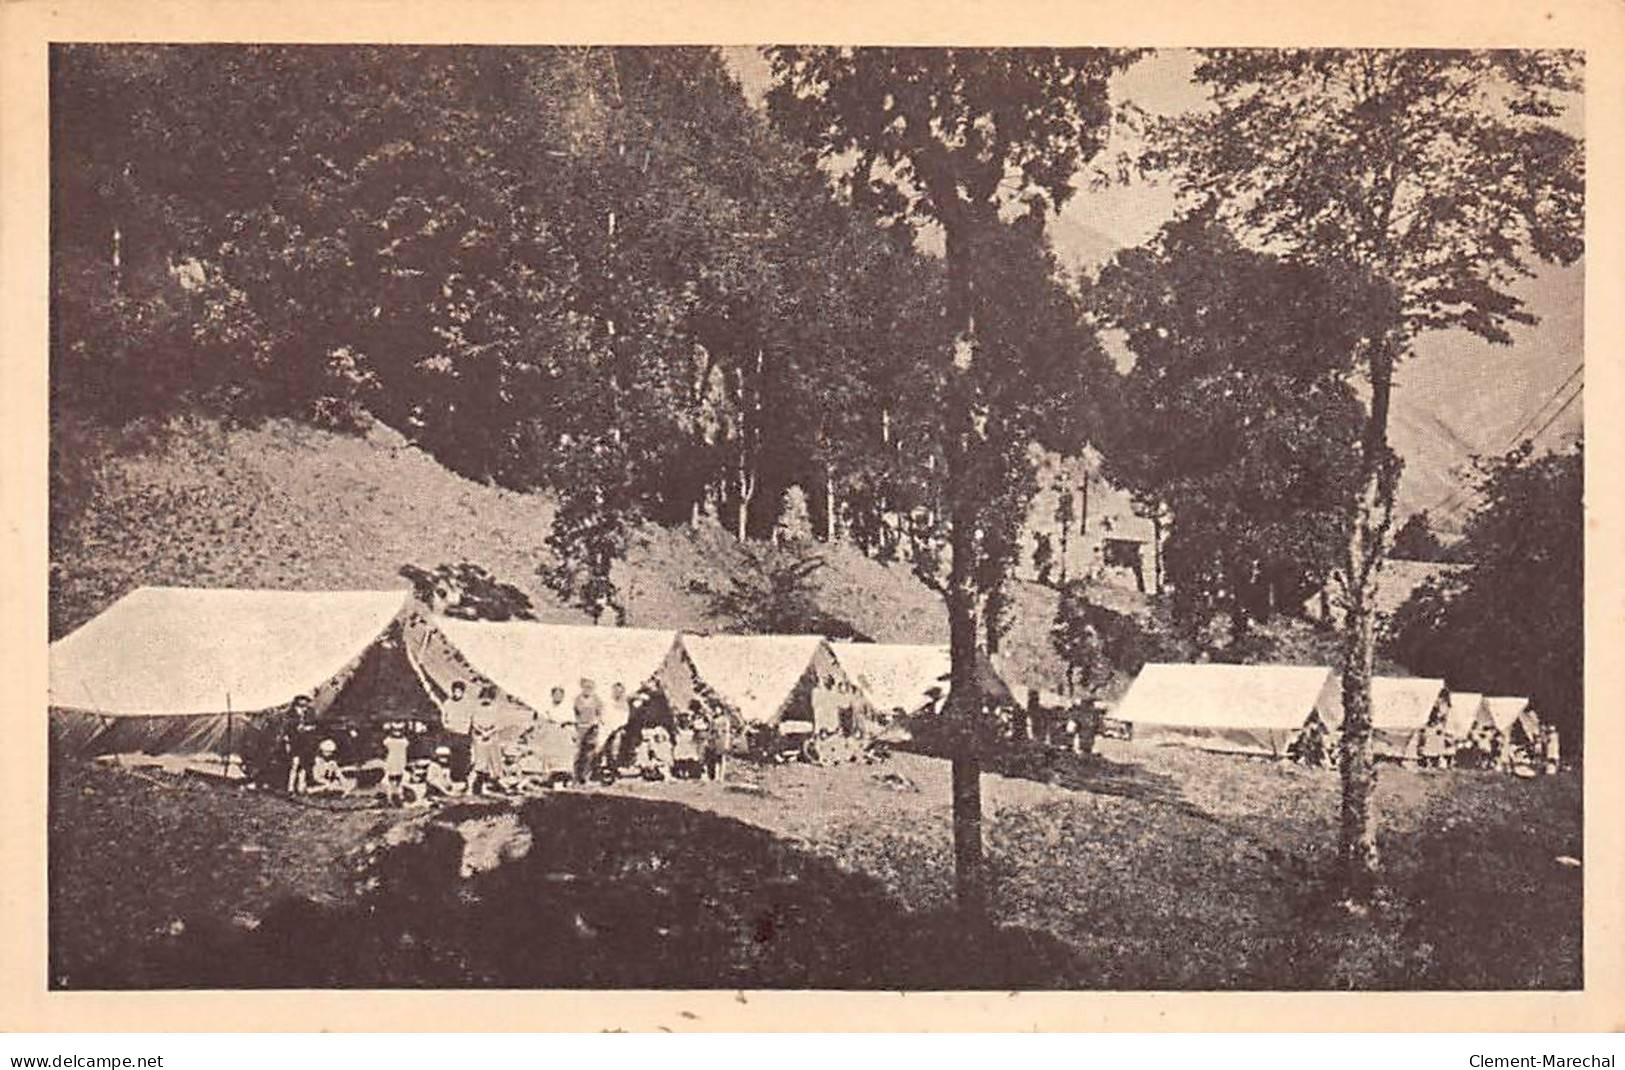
[899,737,1184,806]
[69,792,1095,990]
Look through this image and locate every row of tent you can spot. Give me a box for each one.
[50,586,1543,769]
[1109,662,1545,762]
[47,586,980,763]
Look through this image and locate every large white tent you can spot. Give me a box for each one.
[416,617,700,738]
[682,634,856,730]
[1369,676,1449,759]
[49,586,413,759]
[1110,663,1343,758]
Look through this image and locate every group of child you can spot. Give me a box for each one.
[1286,716,1561,773]
[274,681,737,807]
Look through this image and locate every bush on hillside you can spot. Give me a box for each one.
[696,543,867,639]
[1052,580,1159,695]
[399,562,535,621]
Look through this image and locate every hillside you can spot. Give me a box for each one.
[52,414,1410,699]
[50,416,1079,693]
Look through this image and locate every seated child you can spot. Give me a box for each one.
[307,739,354,796]
[424,745,465,798]
[637,724,674,780]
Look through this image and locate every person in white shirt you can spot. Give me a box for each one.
[308,739,354,796]
[380,722,410,805]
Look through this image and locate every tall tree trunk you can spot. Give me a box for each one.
[1151,510,1164,594]
[734,352,763,543]
[1338,344,1397,899]
[825,454,837,543]
[941,216,989,921]
[110,223,123,297]
[737,459,753,542]
[1057,499,1070,586]
[1080,467,1089,538]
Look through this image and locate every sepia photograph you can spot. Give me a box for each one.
[24,29,1597,1006]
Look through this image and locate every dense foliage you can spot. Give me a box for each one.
[1385,444,1583,755]
[1145,49,1584,887]
[1092,213,1372,639]
[50,45,1036,619]
[1050,580,1157,695]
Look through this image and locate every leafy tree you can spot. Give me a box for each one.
[1032,531,1056,587]
[1093,212,1371,642]
[1053,485,1075,585]
[773,485,815,546]
[1051,580,1154,695]
[398,562,536,621]
[697,543,862,637]
[1385,443,1582,756]
[1390,511,1455,563]
[1148,49,1584,894]
[767,46,1139,915]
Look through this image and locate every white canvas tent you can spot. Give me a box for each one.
[830,642,1013,716]
[1369,676,1449,759]
[829,642,951,715]
[829,642,952,714]
[1446,691,1487,740]
[417,617,700,738]
[1110,663,1343,758]
[682,634,857,731]
[1484,696,1540,745]
[49,586,413,761]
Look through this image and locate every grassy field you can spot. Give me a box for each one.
[49,742,1580,990]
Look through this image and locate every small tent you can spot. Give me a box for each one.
[49,586,416,765]
[1110,663,1343,758]
[1484,696,1541,749]
[1369,676,1449,760]
[415,617,701,740]
[682,634,861,733]
[829,642,950,715]
[829,642,1013,715]
[1445,691,1487,741]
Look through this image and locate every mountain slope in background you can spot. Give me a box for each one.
[1389,261,1583,531]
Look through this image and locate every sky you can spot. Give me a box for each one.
[720,47,1585,524]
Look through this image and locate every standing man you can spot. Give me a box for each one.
[607,681,633,734]
[440,680,475,782]
[572,678,604,785]
[285,695,319,795]
[546,685,570,723]
[468,685,506,796]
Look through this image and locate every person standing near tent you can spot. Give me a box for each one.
[608,682,632,732]
[572,678,604,785]
[546,686,569,723]
[1289,717,1328,767]
[285,695,319,795]
[468,685,506,796]
[695,700,729,782]
[441,680,475,781]
[379,721,410,806]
